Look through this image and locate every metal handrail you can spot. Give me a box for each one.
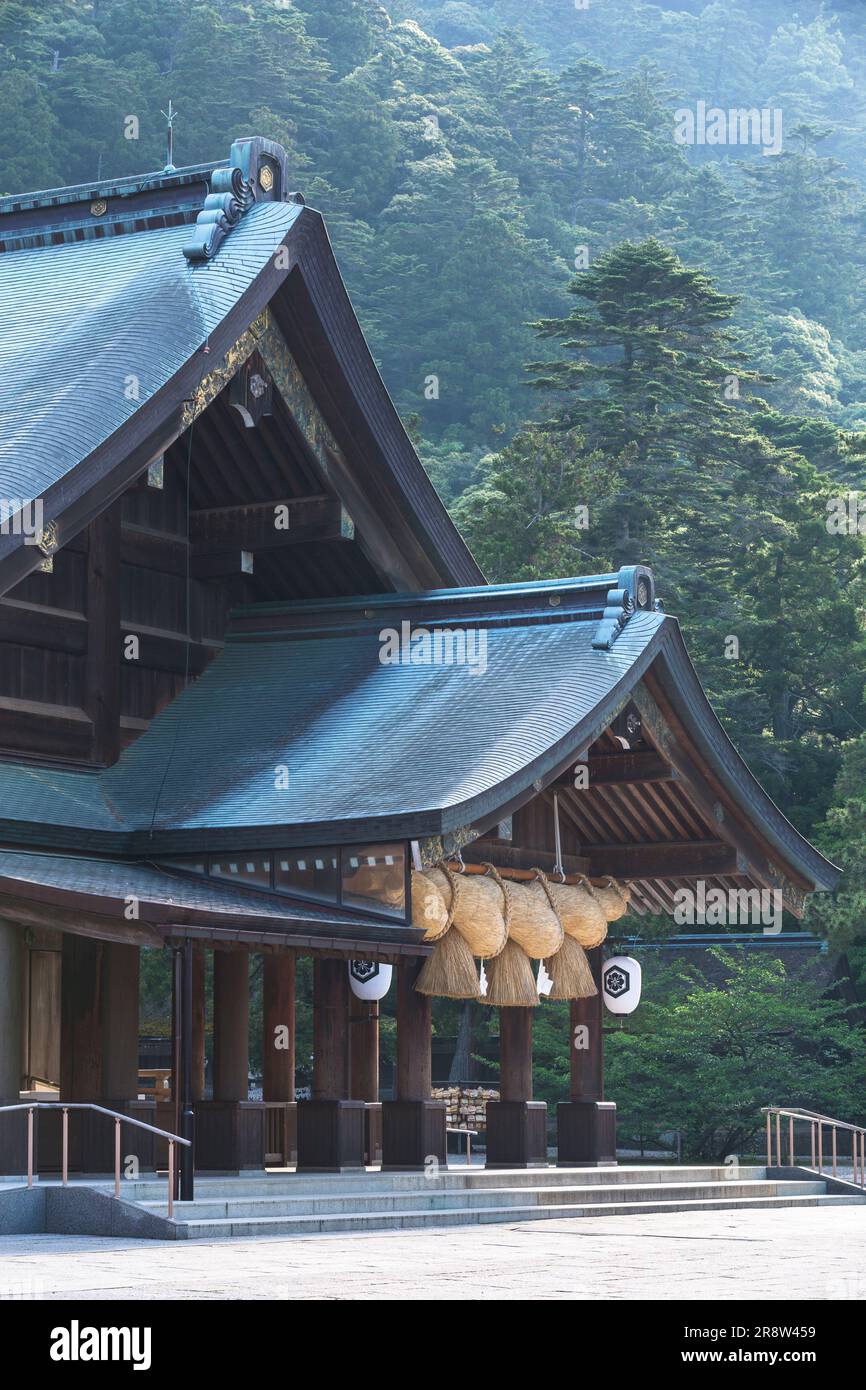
[0,1102,191,1218]
[763,1106,866,1188]
[446,1126,478,1163]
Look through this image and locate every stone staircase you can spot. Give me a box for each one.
[105,1164,865,1239]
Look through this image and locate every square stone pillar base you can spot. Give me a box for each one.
[381,1100,446,1171]
[194,1101,265,1172]
[556,1100,617,1166]
[297,1099,366,1172]
[485,1100,547,1168]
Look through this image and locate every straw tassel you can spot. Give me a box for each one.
[415,926,480,999]
[482,939,539,1007]
[529,868,596,1001]
[544,933,597,1000]
[415,865,480,999]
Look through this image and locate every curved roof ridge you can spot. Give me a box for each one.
[0,159,226,215]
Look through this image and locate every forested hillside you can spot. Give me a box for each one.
[3,0,866,961]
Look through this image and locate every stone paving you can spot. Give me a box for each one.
[0,1204,864,1300]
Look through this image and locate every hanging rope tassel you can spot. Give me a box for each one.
[532,867,597,1000]
[415,864,480,999]
[483,938,539,1007]
[545,933,597,1000]
[416,926,480,1000]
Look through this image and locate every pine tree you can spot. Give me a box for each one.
[528,238,753,566]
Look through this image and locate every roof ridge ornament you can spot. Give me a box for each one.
[592,564,656,650]
[182,136,298,264]
[182,164,255,263]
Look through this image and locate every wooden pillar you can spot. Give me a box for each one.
[486,1007,547,1168]
[263,953,297,1167]
[101,942,139,1102]
[196,949,264,1172]
[350,997,381,1167]
[22,936,61,1091]
[498,1008,533,1101]
[60,936,103,1102]
[59,935,107,1174]
[382,959,445,1170]
[298,957,365,1171]
[173,942,195,1200]
[570,954,604,1102]
[349,1000,379,1102]
[191,945,206,1102]
[263,954,295,1101]
[212,950,249,1102]
[557,946,617,1165]
[0,920,23,1102]
[0,920,25,1174]
[396,962,431,1101]
[312,958,349,1101]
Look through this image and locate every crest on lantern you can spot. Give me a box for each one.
[601,955,642,1015]
[348,959,393,1000]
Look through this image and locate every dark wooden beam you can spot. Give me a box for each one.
[190,547,255,581]
[189,495,339,550]
[120,524,188,575]
[465,840,591,876]
[119,625,220,677]
[0,892,163,947]
[0,600,87,655]
[586,839,737,879]
[553,751,675,788]
[0,699,92,761]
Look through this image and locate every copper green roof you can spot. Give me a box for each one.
[0,136,482,596]
[0,199,302,515]
[0,568,840,895]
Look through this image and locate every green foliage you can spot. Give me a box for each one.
[606,951,866,1160]
[451,425,615,579]
[810,735,866,955]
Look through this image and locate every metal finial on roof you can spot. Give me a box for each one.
[160,100,178,173]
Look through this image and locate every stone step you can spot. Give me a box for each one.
[167,1192,863,1240]
[140,1178,826,1221]
[100,1164,770,1202]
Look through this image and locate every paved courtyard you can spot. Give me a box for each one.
[0,1205,863,1300]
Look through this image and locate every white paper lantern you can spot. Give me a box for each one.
[348,960,393,1000]
[601,955,642,1015]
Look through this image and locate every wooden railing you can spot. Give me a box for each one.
[0,1102,191,1217]
[763,1106,866,1186]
